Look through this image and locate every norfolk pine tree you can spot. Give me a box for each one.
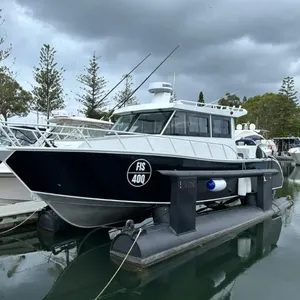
[32,44,65,120]
[76,52,108,118]
[279,76,298,105]
[113,74,138,107]
[198,91,204,103]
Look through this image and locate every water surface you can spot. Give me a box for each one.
[1,163,300,300]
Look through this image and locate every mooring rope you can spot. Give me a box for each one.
[93,227,143,300]
[0,210,38,236]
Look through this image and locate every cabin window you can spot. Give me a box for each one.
[163,111,187,135]
[108,111,173,135]
[111,114,135,132]
[128,111,172,134]
[187,113,210,137]
[212,116,231,138]
[163,111,209,137]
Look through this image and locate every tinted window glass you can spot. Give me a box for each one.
[188,113,210,137]
[164,111,210,137]
[163,111,187,135]
[212,116,231,138]
[128,111,172,134]
[111,114,135,132]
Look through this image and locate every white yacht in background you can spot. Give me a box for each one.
[235,123,277,156]
[288,147,300,165]
[0,112,114,206]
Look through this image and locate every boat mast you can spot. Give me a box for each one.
[95,52,152,108]
[113,44,181,110]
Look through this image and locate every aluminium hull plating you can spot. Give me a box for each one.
[5,150,284,228]
[34,192,152,228]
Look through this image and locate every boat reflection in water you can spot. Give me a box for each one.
[279,161,295,177]
[42,216,284,300]
[288,166,300,184]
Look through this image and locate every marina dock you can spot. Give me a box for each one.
[0,201,47,232]
[274,155,294,162]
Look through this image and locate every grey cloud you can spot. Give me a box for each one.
[6,0,300,101]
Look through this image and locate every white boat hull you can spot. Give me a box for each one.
[32,192,151,228]
[0,164,31,205]
[289,148,300,165]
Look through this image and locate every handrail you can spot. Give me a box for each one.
[177,100,246,112]
[0,121,238,159]
[158,169,279,178]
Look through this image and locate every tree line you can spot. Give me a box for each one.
[1,9,299,138]
[0,9,138,122]
[198,77,300,138]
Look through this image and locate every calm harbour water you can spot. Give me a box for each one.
[1,162,300,300]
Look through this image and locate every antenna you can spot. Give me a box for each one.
[172,72,176,89]
[113,44,181,111]
[95,52,152,107]
[210,90,239,105]
[172,72,176,93]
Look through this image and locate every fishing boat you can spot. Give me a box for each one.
[0,82,284,229]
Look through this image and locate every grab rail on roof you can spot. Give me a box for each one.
[177,99,245,112]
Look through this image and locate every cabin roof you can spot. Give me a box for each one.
[235,129,264,139]
[114,99,247,118]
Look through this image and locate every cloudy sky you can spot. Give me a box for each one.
[1,0,300,122]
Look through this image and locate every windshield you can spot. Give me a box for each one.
[0,127,44,146]
[108,111,173,135]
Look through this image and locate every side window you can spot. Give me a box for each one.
[187,113,210,137]
[212,116,231,138]
[163,111,187,135]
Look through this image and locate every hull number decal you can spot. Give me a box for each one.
[127,159,152,187]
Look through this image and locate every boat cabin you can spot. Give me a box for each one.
[111,82,247,140]
[0,125,47,146]
[273,137,300,156]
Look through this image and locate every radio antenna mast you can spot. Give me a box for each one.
[172,72,176,89]
[112,44,181,111]
[171,72,176,100]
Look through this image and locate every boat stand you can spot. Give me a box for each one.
[110,169,292,269]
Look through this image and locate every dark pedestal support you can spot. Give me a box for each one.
[170,176,197,235]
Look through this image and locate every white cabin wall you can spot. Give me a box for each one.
[78,135,238,160]
[231,118,236,139]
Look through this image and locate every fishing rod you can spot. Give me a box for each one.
[95,52,152,108]
[112,44,181,111]
[210,90,240,105]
